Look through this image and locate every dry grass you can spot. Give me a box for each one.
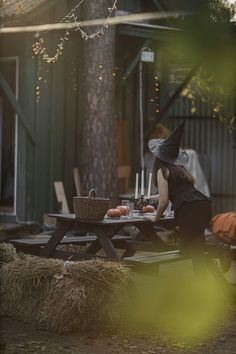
[0,242,18,265]
[0,243,131,334]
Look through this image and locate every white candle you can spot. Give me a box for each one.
[141,170,144,196]
[147,173,152,198]
[135,173,139,199]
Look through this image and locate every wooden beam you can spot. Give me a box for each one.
[0,72,36,144]
[151,0,173,26]
[0,12,189,34]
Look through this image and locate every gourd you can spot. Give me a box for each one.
[142,205,155,213]
[116,206,127,216]
[106,208,122,218]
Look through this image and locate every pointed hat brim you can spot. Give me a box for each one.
[148,138,189,165]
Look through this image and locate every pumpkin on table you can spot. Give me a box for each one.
[106,209,122,219]
[142,205,155,213]
[116,206,127,216]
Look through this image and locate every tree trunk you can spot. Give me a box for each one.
[80,0,117,203]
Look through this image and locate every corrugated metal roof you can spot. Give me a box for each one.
[0,0,48,18]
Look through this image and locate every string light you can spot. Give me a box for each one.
[32,0,118,102]
[147,73,161,118]
[112,66,119,77]
[154,73,160,115]
[32,0,118,64]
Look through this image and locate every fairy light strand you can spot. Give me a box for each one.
[32,0,118,64]
[33,0,118,102]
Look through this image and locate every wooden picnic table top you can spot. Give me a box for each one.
[48,212,175,226]
[12,212,175,263]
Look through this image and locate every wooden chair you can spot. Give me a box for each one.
[54,181,69,213]
[118,165,131,194]
[73,167,82,196]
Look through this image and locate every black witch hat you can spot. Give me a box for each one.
[148,121,189,165]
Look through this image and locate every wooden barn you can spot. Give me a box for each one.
[0,0,235,225]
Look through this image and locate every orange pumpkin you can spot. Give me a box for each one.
[106,208,122,218]
[142,205,155,213]
[116,205,127,216]
[212,212,236,242]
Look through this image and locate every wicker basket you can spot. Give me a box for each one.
[73,189,110,221]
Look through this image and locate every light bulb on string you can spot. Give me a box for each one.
[32,0,118,102]
[32,0,118,64]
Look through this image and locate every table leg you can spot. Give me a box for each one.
[86,239,101,255]
[86,225,123,258]
[205,257,234,295]
[95,230,121,261]
[136,223,171,247]
[40,219,73,257]
[122,222,172,258]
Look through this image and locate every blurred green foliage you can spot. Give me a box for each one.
[164,0,236,130]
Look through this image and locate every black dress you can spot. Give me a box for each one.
[166,165,212,250]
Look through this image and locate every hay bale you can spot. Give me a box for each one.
[0,242,18,265]
[0,254,131,334]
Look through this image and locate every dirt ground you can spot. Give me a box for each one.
[1,261,236,354]
[1,308,236,354]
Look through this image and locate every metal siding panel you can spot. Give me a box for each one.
[168,117,234,213]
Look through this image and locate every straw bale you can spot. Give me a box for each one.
[0,253,131,333]
[0,242,18,265]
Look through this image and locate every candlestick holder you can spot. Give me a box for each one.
[133,197,139,211]
[138,195,146,215]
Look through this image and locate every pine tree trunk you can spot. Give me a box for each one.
[80,1,117,203]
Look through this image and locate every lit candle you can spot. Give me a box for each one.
[135,173,139,199]
[141,170,144,196]
[147,173,152,198]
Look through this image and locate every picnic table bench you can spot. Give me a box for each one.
[123,250,191,273]
[10,234,131,257]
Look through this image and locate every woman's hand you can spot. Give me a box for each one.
[146,194,159,201]
[144,214,160,223]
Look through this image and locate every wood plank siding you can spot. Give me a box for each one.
[0,1,81,222]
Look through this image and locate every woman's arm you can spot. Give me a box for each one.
[148,168,169,222]
[147,194,159,201]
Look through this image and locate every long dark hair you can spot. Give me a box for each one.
[152,158,195,188]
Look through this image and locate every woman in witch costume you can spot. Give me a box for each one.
[147,121,231,272]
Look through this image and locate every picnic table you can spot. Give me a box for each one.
[47,213,175,260]
[11,212,176,262]
[10,213,234,292]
